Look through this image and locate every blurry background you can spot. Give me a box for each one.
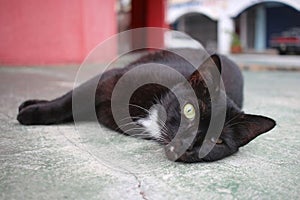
[1,1,300,199]
[1,0,299,66]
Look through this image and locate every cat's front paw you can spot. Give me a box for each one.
[18,99,48,112]
[17,105,43,125]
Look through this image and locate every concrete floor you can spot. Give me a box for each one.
[229,54,300,71]
[0,64,299,199]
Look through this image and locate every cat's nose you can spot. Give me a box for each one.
[164,140,182,161]
[164,138,194,161]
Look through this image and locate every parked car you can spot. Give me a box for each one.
[270,27,300,55]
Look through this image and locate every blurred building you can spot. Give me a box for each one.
[1,0,299,65]
[168,0,300,54]
[0,0,168,65]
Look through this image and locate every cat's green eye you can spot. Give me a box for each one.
[183,103,196,120]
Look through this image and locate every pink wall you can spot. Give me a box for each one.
[0,0,116,65]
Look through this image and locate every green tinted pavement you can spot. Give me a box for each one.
[0,66,299,199]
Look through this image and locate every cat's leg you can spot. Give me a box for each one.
[17,92,73,125]
[17,68,124,126]
[19,100,49,112]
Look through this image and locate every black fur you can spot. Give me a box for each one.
[17,49,276,162]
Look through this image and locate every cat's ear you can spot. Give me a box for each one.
[232,114,276,147]
[188,54,222,92]
[209,54,222,74]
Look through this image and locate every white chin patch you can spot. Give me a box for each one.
[137,107,161,139]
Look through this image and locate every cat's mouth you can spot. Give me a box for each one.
[171,138,224,163]
[164,132,224,162]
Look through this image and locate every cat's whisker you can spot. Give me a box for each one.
[159,126,172,143]
[153,95,162,105]
[128,103,150,114]
[159,134,166,141]
[132,135,150,139]
[118,121,139,129]
[119,116,142,122]
[153,116,171,143]
[128,131,151,139]
[123,126,148,137]
[125,133,149,139]
[157,117,166,126]
[123,127,145,133]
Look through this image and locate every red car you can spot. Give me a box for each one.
[270,27,300,55]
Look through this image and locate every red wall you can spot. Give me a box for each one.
[0,0,116,65]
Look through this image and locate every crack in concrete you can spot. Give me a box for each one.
[131,172,148,200]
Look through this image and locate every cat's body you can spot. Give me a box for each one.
[17,49,276,162]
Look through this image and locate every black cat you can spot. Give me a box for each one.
[17,48,276,162]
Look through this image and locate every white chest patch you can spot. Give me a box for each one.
[137,108,161,139]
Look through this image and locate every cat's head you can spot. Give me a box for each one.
[156,54,276,162]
